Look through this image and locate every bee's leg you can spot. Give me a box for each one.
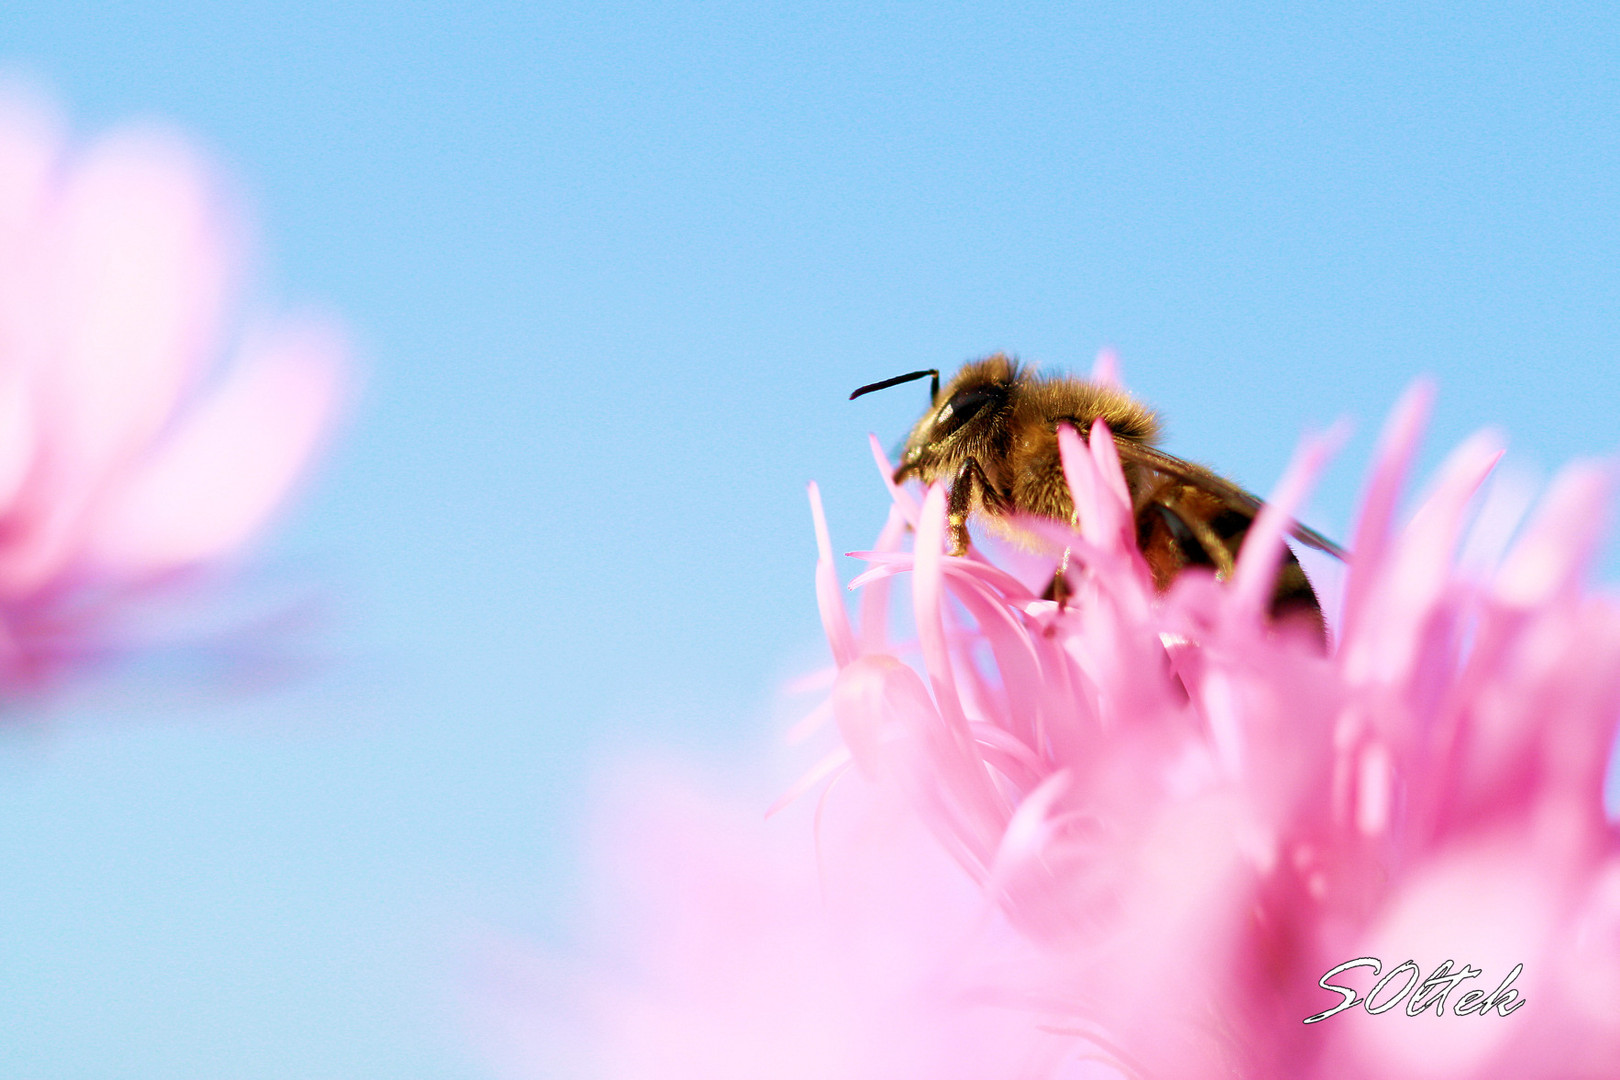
[1041,550,1074,606]
[946,465,976,556]
[947,459,1011,556]
[962,459,1009,515]
[1158,494,1236,579]
[1038,504,1076,605]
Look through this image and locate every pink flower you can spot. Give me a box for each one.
[482,371,1619,1079]
[812,378,1620,1077]
[0,91,345,687]
[472,766,1091,1080]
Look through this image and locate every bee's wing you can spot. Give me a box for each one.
[1112,440,1348,560]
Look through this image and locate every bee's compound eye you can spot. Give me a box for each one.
[934,386,1002,438]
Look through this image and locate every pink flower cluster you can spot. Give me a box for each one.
[487,371,1620,1080]
[805,378,1620,1077]
[0,93,344,688]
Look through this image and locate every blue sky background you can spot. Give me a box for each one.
[0,3,1616,1077]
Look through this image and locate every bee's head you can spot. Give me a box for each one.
[851,355,1020,481]
[922,356,1017,444]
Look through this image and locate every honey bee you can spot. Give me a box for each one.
[850,354,1344,625]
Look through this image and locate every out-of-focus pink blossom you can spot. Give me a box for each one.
[473,765,1096,1080]
[485,372,1619,1079]
[0,91,345,687]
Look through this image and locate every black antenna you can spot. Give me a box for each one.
[849,369,939,402]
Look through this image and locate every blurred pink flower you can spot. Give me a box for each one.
[473,765,1095,1080]
[0,91,345,687]
[482,374,1619,1079]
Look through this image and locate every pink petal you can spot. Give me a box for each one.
[86,320,345,575]
[1088,347,1121,388]
[1343,380,1435,645]
[1494,462,1612,608]
[808,481,857,669]
[49,126,238,479]
[1229,422,1346,624]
